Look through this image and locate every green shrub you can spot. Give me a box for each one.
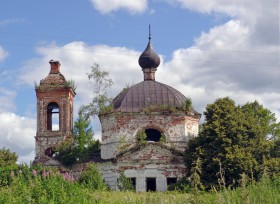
[136,130,147,145]
[55,109,100,166]
[0,165,18,186]
[55,138,77,166]
[117,171,135,191]
[167,177,191,192]
[79,163,107,190]
[0,148,18,168]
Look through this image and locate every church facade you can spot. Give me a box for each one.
[34,35,201,192]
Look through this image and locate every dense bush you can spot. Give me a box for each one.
[0,148,18,167]
[117,171,135,191]
[167,177,191,192]
[0,163,107,203]
[0,169,97,203]
[56,110,100,166]
[185,98,280,188]
[79,163,107,190]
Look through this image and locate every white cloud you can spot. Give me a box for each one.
[0,88,16,113]
[18,42,141,109]
[168,0,279,46]
[156,1,280,121]
[90,0,148,14]
[168,0,270,16]
[0,112,36,164]
[161,0,279,114]
[0,46,8,61]
[0,18,26,26]
[18,42,142,139]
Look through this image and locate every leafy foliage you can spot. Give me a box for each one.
[56,109,100,166]
[82,63,114,118]
[0,147,17,168]
[0,163,280,203]
[136,130,147,145]
[66,79,77,92]
[55,138,77,166]
[190,157,204,192]
[167,177,191,192]
[185,97,280,188]
[0,165,99,203]
[143,98,193,114]
[79,163,107,190]
[185,98,192,112]
[117,171,135,191]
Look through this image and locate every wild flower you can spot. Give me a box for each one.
[42,170,48,177]
[32,170,37,176]
[10,171,14,177]
[63,172,74,182]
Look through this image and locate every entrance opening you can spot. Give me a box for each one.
[146,177,156,192]
[145,128,161,142]
[167,177,177,186]
[47,102,59,131]
[129,177,136,190]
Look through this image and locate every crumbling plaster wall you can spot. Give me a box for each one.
[98,144,187,191]
[100,112,200,159]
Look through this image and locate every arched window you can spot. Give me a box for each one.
[47,102,59,131]
[145,128,161,142]
[45,147,55,157]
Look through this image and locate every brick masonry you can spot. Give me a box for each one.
[34,60,201,192]
[98,111,200,191]
[34,61,75,164]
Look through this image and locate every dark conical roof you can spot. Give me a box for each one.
[138,28,160,69]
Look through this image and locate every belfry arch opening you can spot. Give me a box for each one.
[145,128,161,142]
[47,102,60,131]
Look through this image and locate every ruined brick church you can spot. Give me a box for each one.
[34,34,201,192]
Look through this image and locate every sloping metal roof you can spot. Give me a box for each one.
[113,80,189,112]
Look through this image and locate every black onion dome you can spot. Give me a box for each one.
[113,80,188,112]
[138,39,160,69]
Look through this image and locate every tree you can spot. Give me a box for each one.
[185,97,280,188]
[189,157,204,192]
[0,148,17,168]
[56,109,100,166]
[82,64,114,118]
[73,109,100,161]
[241,101,280,141]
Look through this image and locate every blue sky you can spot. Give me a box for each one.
[0,0,279,163]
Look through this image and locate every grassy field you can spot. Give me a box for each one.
[0,164,279,204]
[0,176,279,204]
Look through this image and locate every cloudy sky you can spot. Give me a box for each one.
[0,0,279,163]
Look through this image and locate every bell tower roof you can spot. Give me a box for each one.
[36,60,75,93]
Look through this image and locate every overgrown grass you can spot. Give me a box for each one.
[0,166,279,204]
[1,179,279,203]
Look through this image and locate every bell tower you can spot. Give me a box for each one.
[34,60,75,164]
